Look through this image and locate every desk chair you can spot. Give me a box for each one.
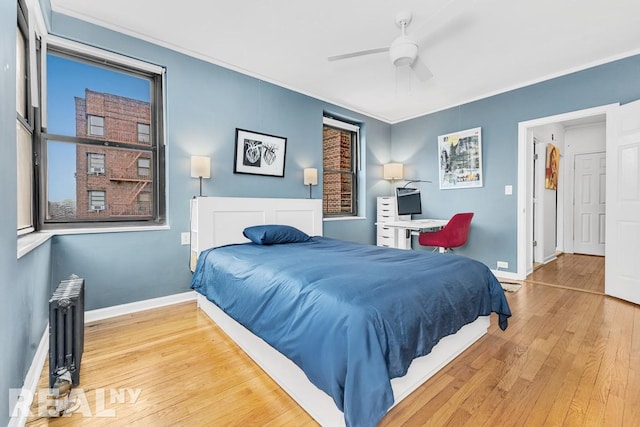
[418,212,474,252]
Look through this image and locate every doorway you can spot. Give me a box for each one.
[517,105,614,293]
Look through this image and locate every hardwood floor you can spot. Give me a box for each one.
[27,280,639,426]
[526,254,605,294]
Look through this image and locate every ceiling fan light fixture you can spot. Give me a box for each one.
[390,36,418,66]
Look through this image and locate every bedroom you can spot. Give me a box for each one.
[3,0,640,425]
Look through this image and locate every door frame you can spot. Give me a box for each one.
[516,103,618,280]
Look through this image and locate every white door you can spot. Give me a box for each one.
[606,100,640,304]
[573,152,606,255]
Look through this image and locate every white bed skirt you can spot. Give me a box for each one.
[196,293,489,427]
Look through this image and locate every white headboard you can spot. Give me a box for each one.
[190,197,323,271]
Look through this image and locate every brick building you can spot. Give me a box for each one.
[75,89,153,219]
[322,126,353,214]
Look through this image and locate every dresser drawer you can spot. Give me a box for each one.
[377,226,394,238]
[377,213,396,223]
[376,234,395,247]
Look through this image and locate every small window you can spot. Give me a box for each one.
[87,115,104,137]
[138,158,150,177]
[87,153,105,174]
[137,123,150,143]
[88,190,106,212]
[322,116,360,217]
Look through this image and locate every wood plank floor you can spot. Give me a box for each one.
[27,267,639,426]
[526,254,605,294]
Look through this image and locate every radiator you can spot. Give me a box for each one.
[49,275,85,388]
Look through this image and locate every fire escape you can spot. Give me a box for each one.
[108,152,152,217]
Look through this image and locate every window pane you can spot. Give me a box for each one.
[47,140,154,221]
[323,126,353,172]
[323,172,353,214]
[47,53,151,143]
[17,120,32,230]
[16,27,27,118]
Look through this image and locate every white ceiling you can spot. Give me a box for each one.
[50,0,640,124]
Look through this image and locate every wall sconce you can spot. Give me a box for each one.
[303,168,318,199]
[191,156,211,197]
[383,163,404,183]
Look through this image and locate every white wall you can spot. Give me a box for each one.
[532,123,565,263]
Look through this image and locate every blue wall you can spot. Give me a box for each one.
[1,2,52,424]
[48,13,392,311]
[392,55,640,270]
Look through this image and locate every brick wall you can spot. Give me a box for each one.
[323,127,353,214]
[74,89,152,219]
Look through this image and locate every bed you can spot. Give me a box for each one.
[189,197,511,427]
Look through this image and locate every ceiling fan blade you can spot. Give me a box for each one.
[411,57,434,81]
[328,47,389,62]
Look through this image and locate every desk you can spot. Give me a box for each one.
[376,219,448,250]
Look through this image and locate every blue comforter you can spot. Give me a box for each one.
[191,237,511,427]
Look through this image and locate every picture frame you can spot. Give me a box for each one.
[437,127,483,189]
[234,128,287,177]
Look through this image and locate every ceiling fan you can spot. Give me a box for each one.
[328,11,434,82]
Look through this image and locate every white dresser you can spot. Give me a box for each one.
[376,197,397,247]
[376,196,413,248]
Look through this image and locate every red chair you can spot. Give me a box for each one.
[418,213,474,252]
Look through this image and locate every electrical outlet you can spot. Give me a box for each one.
[181,232,190,245]
[497,261,509,269]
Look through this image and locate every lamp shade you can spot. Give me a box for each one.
[383,163,404,180]
[191,156,211,178]
[303,168,318,186]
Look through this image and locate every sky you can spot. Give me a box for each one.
[47,53,150,201]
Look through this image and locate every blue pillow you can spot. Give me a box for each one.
[243,224,311,245]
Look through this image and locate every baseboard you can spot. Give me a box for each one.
[85,290,197,323]
[8,326,49,427]
[492,269,524,282]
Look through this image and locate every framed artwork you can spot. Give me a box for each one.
[234,128,287,177]
[545,143,559,190]
[437,127,483,189]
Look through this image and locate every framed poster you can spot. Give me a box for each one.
[438,127,483,189]
[545,143,559,190]
[234,128,287,177]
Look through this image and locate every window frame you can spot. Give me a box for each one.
[137,123,150,143]
[39,37,166,230]
[87,152,105,174]
[322,115,360,218]
[87,115,105,137]
[16,0,36,236]
[88,190,106,212]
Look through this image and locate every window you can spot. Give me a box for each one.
[42,39,165,227]
[137,158,150,177]
[137,123,150,143]
[322,116,360,217]
[87,153,105,174]
[88,190,106,212]
[16,0,34,235]
[87,115,104,137]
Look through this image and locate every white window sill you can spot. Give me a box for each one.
[17,232,54,259]
[17,224,170,258]
[323,216,366,222]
